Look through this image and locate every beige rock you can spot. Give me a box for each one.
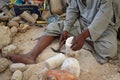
[29,67,48,80]
[0,68,12,80]
[49,0,63,14]
[5,11,13,20]
[0,22,6,26]
[10,63,27,72]
[0,15,9,21]
[7,20,19,27]
[23,63,44,80]
[61,58,80,77]
[65,37,78,57]
[1,44,20,57]
[19,20,25,24]
[10,26,18,37]
[0,12,9,21]
[0,58,9,73]
[20,11,36,24]
[0,13,5,16]
[44,53,67,69]
[0,26,12,49]
[32,13,38,20]
[11,16,21,22]
[41,11,51,20]
[11,70,23,80]
[18,24,30,33]
[28,74,40,80]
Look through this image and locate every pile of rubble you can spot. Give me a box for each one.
[0,2,40,79]
[0,9,80,80]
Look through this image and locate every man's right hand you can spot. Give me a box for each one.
[59,31,68,45]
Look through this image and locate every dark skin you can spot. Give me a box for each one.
[71,29,90,51]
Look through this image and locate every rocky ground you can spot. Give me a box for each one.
[0,25,120,80]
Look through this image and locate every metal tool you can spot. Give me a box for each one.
[51,47,65,54]
[51,40,65,54]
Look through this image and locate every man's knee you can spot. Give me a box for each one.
[103,45,117,57]
[94,41,117,57]
[46,22,63,31]
[47,23,58,30]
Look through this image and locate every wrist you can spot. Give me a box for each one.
[81,29,90,39]
[63,30,68,34]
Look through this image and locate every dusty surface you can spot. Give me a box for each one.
[0,25,120,80]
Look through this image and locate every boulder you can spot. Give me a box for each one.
[2,44,20,57]
[61,58,80,77]
[0,26,12,49]
[11,70,23,80]
[10,63,27,72]
[0,58,9,72]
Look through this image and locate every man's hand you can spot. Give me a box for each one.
[59,31,68,45]
[71,34,86,51]
[71,29,90,51]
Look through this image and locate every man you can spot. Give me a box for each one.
[9,0,117,64]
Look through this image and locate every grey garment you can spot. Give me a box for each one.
[42,21,117,64]
[42,20,81,37]
[84,26,117,64]
[64,0,114,41]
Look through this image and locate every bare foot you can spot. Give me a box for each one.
[8,54,36,64]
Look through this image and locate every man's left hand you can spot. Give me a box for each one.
[71,29,90,51]
[71,34,86,51]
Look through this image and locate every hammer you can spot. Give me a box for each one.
[51,40,65,54]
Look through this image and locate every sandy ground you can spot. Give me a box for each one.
[0,25,120,80]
